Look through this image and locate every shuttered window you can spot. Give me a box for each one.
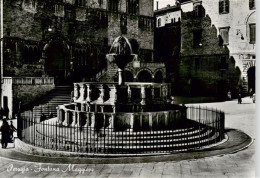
[127,0,139,15]
[108,0,119,13]
[249,24,256,44]
[219,28,229,45]
[219,0,229,14]
[249,0,255,10]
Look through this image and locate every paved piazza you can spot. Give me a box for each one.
[0,97,256,178]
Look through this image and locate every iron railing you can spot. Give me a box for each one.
[18,105,225,154]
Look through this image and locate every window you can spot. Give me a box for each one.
[138,16,152,30]
[75,0,85,7]
[55,4,65,17]
[194,2,204,17]
[157,18,161,27]
[249,24,256,44]
[219,0,229,14]
[249,0,255,10]
[193,30,202,48]
[108,0,119,13]
[127,0,139,15]
[219,27,229,45]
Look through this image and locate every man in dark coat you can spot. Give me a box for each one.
[0,119,10,148]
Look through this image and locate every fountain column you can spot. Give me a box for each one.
[78,84,86,102]
[127,85,131,102]
[108,85,117,104]
[149,113,153,130]
[86,84,92,102]
[140,86,146,105]
[63,110,70,126]
[151,86,154,100]
[73,84,79,101]
[97,85,105,103]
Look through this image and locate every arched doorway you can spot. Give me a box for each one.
[137,70,152,82]
[44,40,70,85]
[247,66,255,93]
[125,70,134,82]
[154,71,163,83]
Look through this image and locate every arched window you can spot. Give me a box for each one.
[157,18,161,27]
[219,0,229,14]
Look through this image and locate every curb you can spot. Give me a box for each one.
[0,129,253,164]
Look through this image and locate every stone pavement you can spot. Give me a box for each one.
[0,96,256,178]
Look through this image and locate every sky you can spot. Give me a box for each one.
[154,0,176,10]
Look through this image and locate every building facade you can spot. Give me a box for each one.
[181,0,256,94]
[155,0,254,96]
[1,0,167,116]
[2,0,166,84]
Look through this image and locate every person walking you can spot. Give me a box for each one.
[238,93,242,104]
[0,119,11,148]
[9,121,16,140]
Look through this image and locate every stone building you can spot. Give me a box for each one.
[154,5,181,93]
[1,0,166,117]
[180,0,256,95]
[2,0,166,84]
[155,0,252,96]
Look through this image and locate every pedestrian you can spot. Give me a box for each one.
[238,93,242,104]
[250,88,254,98]
[9,121,17,140]
[0,119,11,148]
[227,91,231,100]
[40,113,46,122]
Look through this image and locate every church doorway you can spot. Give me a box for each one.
[45,41,70,85]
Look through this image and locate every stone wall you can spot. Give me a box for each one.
[3,0,154,81]
[13,84,54,114]
[179,9,238,96]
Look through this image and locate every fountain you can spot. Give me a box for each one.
[18,36,225,155]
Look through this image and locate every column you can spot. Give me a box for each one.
[127,85,131,102]
[100,106,104,113]
[90,113,95,128]
[98,85,105,103]
[149,113,153,130]
[118,68,123,85]
[164,112,168,127]
[140,86,146,105]
[151,86,154,100]
[73,84,79,101]
[108,85,117,104]
[71,111,76,127]
[108,114,114,131]
[63,110,69,126]
[57,107,61,124]
[78,84,86,101]
[112,106,116,113]
[86,84,92,102]
[129,113,134,131]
